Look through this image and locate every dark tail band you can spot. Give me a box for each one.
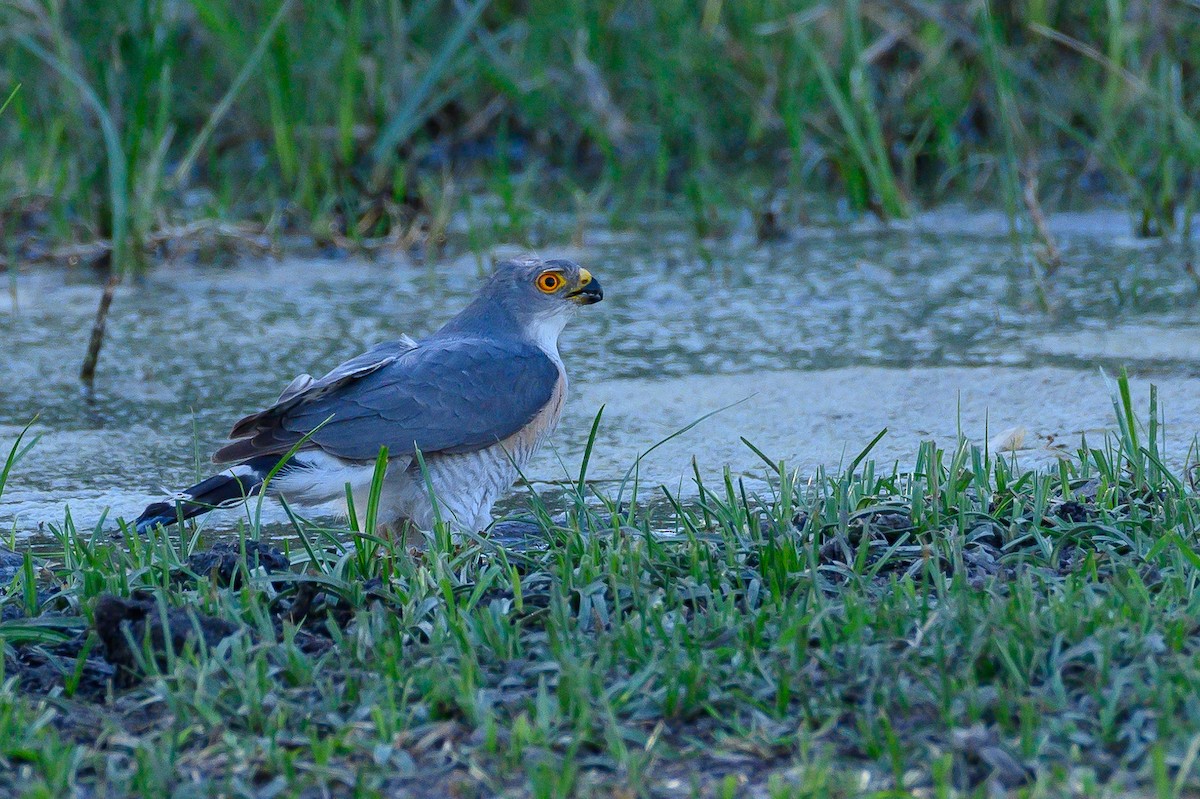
[134,454,286,533]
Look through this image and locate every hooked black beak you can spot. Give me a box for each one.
[567,270,603,305]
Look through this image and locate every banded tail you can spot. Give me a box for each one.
[134,455,287,533]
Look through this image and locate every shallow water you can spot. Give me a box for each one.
[3,209,1200,539]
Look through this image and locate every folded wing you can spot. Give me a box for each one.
[214,336,560,463]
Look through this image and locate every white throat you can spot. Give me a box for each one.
[527,310,571,363]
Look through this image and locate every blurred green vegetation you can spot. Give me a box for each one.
[1,0,1198,270]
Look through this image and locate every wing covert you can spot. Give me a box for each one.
[213,337,560,463]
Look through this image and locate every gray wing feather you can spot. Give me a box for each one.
[276,373,316,404]
[227,337,417,440]
[214,336,559,463]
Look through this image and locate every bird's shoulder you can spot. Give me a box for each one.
[408,331,560,369]
[353,332,562,402]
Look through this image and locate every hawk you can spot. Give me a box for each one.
[134,257,603,534]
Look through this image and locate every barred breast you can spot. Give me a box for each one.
[411,369,568,532]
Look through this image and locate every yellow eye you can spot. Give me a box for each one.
[536,272,564,293]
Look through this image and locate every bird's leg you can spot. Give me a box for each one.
[378,516,426,551]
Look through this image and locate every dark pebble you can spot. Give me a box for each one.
[93,594,239,686]
[5,633,116,700]
[966,521,1004,549]
[0,546,26,583]
[848,509,913,543]
[0,589,59,621]
[184,541,290,587]
[963,543,1003,588]
[487,519,546,548]
[1054,500,1092,523]
[951,724,1035,790]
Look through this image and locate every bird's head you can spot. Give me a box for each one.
[496,257,603,308]
[453,257,603,346]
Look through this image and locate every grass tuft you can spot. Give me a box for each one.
[3,376,1200,793]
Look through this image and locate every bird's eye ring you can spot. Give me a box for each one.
[536,272,564,293]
